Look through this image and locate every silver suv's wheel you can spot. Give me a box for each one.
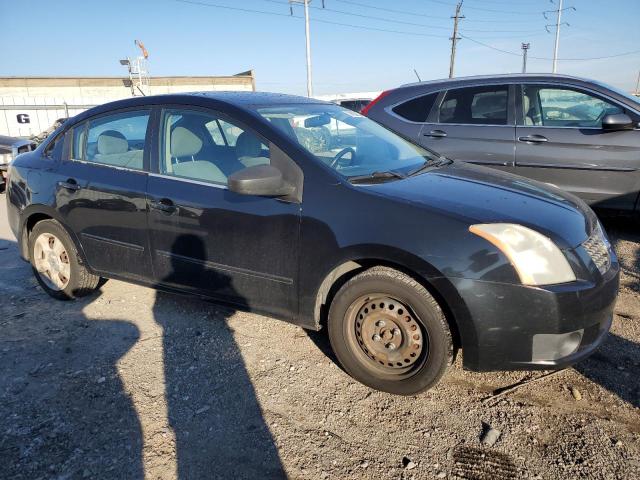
[29,219,101,300]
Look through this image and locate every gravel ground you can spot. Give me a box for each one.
[0,197,638,480]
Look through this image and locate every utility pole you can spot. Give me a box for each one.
[290,0,314,97]
[636,70,640,96]
[545,0,575,73]
[448,1,464,79]
[552,0,562,73]
[521,43,530,73]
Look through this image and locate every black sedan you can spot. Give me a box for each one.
[363,74,640,212]
[5,92,619,394]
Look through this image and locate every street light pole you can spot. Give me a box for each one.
[521,43,530,73]
[303,0,313,97]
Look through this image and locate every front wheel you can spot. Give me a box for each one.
[29,219,101,300]
[328,267,453,395]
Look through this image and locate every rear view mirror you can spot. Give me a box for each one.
[228,165,295,197]
[304,114,331,128]
[602,113,635,131]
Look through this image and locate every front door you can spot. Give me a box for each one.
[515,84,640,210]
[417,84,516,172]
[54,108,153,280]
[146,106,301,320]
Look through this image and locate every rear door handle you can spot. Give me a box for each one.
[57,179,81,191]
[424,129,447,138]
[518,135,548,144]
[150,198,176,214]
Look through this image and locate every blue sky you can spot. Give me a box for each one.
[1,0,639,96]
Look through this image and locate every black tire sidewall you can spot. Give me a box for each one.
[328,271,451,395]
[29,220,85,300]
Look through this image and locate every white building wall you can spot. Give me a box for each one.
[0,75,255,137]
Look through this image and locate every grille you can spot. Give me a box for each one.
[583,224,611,275]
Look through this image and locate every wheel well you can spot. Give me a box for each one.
[21,213,53,260]
[316,259,462,352]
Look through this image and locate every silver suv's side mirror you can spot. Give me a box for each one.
[602,113,635,131]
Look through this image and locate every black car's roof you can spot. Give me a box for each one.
[67,91,330,127]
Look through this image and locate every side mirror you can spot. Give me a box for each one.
[602,113,635,131]
[228,164,295,197]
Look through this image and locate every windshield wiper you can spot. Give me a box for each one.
[348,170,406,184]
[407,157,451,177]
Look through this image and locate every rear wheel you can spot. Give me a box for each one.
[29,219,100,300]
[328,267,453,395]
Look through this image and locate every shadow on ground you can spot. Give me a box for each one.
[0,235,285,479]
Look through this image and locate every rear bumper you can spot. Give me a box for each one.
[443,260,619,372]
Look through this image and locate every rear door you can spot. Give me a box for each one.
[515,84,640,210]
[417,84,516,172]
[146,106,301,320]
[54,109,152,280]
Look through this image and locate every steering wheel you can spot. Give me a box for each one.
[330,147,356,169]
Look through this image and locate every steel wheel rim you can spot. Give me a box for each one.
[345,294,429,379]
[33,233,70,291]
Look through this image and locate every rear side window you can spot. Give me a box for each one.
[78,110,150,170]
[392,93,438,122]
[44,132,65,160]
[438,86,509,125]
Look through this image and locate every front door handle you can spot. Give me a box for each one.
[424,129,447,138]
[57,179,81,191]
[150,198,176,214]
[518,134,548,144]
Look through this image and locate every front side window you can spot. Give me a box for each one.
[82,110,150,170]
[438,86,509,125]
[522,86,623,128]
[256,103,438,178]
[160,108,270,185]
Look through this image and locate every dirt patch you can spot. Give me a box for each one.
[1,201,639,479]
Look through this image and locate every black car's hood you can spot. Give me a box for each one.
[362,162,596,249]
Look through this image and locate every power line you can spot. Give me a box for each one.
[174,0,449,37]
[330,0,544,23]
[260,0,542,33]
[461,34,640,61]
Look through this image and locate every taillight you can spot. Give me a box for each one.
[360,90,392,116]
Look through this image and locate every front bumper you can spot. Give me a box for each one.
[442,258,619,372]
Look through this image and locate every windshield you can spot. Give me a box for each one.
[593,80,640,108]
[255,104,438,178]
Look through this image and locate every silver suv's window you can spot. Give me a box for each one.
[523,85,623,128]
[438,86,509,126]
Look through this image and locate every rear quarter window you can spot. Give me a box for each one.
[392,93,438,122]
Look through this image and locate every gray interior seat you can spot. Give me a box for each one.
[235,132,270,168]
[94,130,143,169]
[170,126,226,184]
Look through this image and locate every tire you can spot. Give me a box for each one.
[29,219,100,300]
[327,266,453,395]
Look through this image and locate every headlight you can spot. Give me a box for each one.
[469,223,576,286]
[0,153,12,166]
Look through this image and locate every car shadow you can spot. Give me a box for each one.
[152,234,285,479]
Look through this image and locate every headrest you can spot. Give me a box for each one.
[171,126,203,158]
[97,130,128,155]
[235,132,263,158]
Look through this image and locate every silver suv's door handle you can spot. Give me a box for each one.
[424,130,447,138]
[518,135,548,144]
